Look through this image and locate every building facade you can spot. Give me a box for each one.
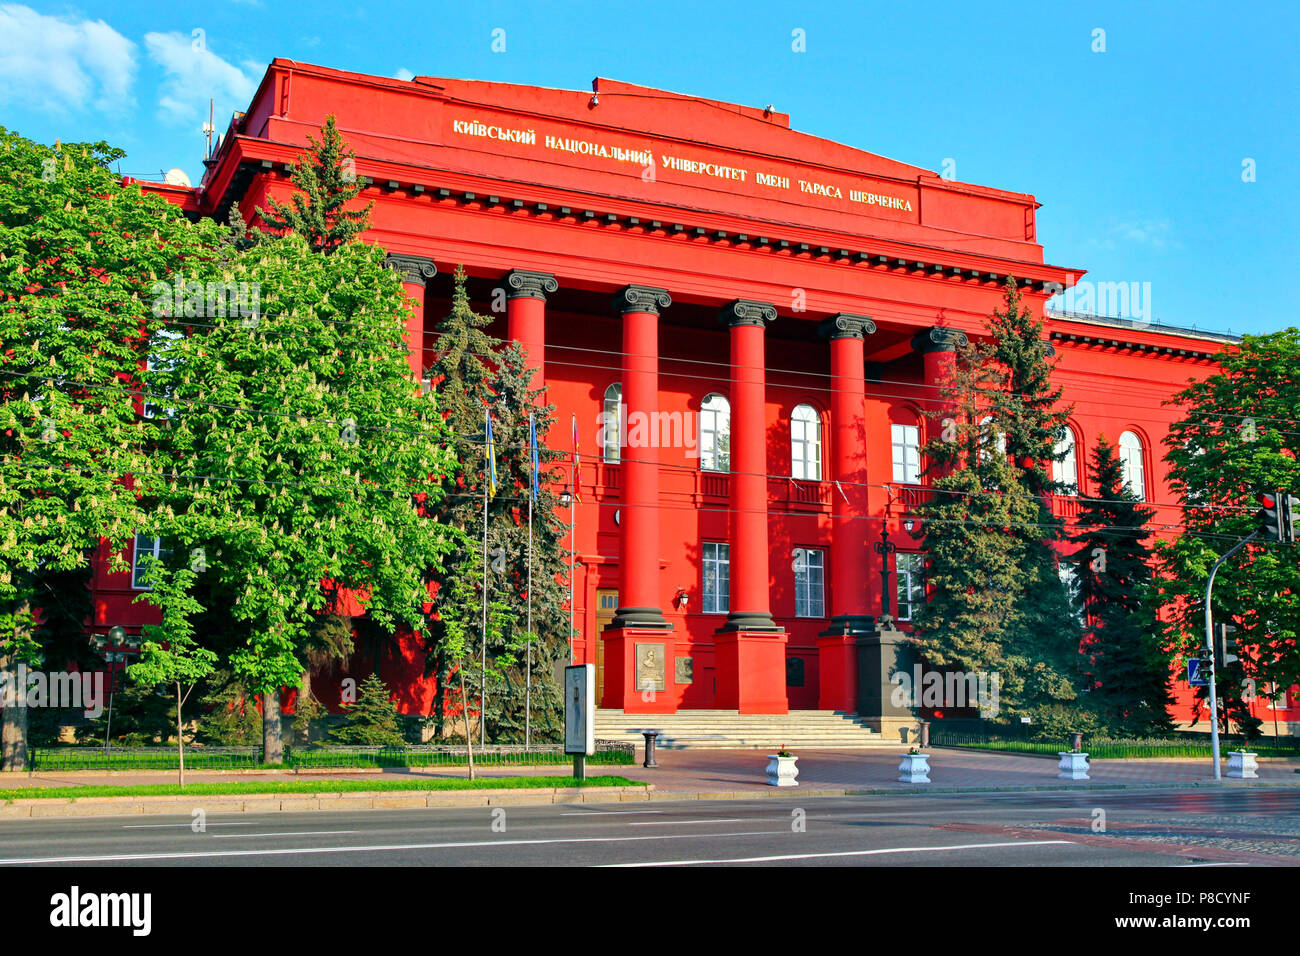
[98,59,1294,731]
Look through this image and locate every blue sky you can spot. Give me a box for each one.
[2,1,1296,335]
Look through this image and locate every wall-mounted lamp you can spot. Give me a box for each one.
[560,488,572,508]
[674,588,689,611]
[903,518,916,533]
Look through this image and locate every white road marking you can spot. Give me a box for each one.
[0,829,788,865]
[601,839,1074,866]
[559,810,664,816]
[1177,862,1250,867]
[122,823,255,829]
[210,830,358,839]
[629,818,746,826]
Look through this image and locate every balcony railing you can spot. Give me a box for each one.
[785,479,831,511]
[701,472,730,499]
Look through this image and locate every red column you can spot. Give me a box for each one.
[602,285,673,714]
[504,269,557,396]
[910,327,969,483]
[383,254,436,377]
[715,300,786,714]
[817,313,877,712]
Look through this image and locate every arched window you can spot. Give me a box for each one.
[700,393,731,472]
[1053,426,1079,494]
[791,404,822,480]
[1119,431,1146,500]
[891,421,921,484]
[602,383,621,463]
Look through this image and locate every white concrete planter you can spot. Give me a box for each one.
[898,752,931,784]
[766,754,799,787]
[1057,751,1090,780]
[1227,751,1258,779]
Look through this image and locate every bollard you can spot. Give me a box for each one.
[642,730,659,768]
[1070,731,1083,753]
[919,720,931,750]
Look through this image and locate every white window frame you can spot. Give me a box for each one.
[896,552,925,621]
[1119,431,1146,501]
[700,393,731,472]
[1054,426,1079,494]
[791,404,822,480]
[891,423,921,484]
[702,542,730,614]
[142,328,182,420]
[602,383,622,463]
[1059,559,1084,624]
[131,533,167,590]
[793,548,825,618]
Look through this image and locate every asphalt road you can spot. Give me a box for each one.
[1,786,1297,867]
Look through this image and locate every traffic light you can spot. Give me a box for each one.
[1282,493,1300,545]
[1215,623,1239,667]
[1259,491,1284,542]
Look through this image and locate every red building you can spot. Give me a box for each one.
[100,59,1294,734]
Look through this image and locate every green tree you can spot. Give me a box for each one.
[127,562,218,787]
[1069,437,1173,735]
[1156,329,1300,737]
[330,673,405,746]
[259,115,372,255]
[422,269,570,742]
[0,128,224,768]
[147,235,460,762]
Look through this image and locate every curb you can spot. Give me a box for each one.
[0,785,656,819]
[4,777,1298,819]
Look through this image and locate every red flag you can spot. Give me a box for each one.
[571,414,581,503]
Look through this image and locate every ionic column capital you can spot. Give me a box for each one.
[504,269,558,300]
[383,253,437,284]
[819,313,877,340]
[718,299,777,328]
[613,285,671,315]
[911,326,969,354]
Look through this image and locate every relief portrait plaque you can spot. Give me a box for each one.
[634,642,667,693]
[674,656,693,685]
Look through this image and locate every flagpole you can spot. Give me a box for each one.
[570,414,578,666]
[525,491,533,750]
[481,410,489,751]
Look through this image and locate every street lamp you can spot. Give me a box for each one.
[103,625,127,753]
[874,525,898,622]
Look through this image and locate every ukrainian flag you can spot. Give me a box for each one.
[485,407,498,499]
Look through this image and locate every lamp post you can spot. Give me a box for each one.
[103,624,126,752]
[561,487,574,665]
[874,525,898,622]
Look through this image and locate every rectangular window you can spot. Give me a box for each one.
[702,542,730,614]
[896,552,926,621]
[131,533,170,590]
[891,423,920,484]
[142,329,182,420]
[793,548,825,618]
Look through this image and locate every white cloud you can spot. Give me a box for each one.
[0,4,136,112]
[1114,220,1179,250]
[394,68,415,81]
[144,30,261,128]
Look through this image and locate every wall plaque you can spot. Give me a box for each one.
[674,656,693,684]
[634,642,666,693]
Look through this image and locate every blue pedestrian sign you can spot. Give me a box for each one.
[1187,658,1210,687]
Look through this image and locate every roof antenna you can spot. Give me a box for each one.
[203,98,215,158]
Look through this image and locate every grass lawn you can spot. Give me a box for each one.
[0,775,643,802]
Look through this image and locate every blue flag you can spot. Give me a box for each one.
[529,412,540,502]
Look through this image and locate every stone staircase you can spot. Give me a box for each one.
[594,709,903,750]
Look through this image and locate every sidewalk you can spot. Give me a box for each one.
[4,747,1298,794]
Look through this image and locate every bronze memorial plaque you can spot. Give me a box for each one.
[674,656,693,684]
[634,642,666,692]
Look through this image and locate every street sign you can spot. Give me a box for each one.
[1187,658,1210,687]
[564,664,595,756]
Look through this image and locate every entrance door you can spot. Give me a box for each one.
[594,589,618,703]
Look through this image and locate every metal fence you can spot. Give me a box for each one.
[26,741,635,772]
[927,720,1300,759]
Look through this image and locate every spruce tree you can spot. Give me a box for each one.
[1070,437,1173,735]
[422,268,570,742]
[330,673,405,746]
[259,115,373,255]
